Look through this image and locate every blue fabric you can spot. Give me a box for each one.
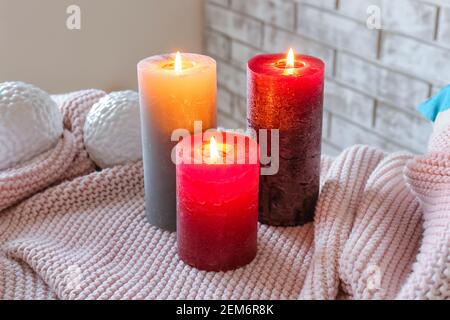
[418,85,450,122]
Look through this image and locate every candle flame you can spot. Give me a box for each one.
[285,48,295,75]
[209,137,220,162]
[174,51,182,73]
[286,48,295,68]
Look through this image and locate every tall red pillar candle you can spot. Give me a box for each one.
[176,131,259,271]
[247,49,324,226]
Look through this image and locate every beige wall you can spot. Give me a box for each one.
[0,0,203,93]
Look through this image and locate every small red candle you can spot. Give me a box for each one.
[248,49,324,226]
[176,131,259,271]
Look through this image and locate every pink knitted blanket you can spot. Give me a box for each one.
[0,90,448,300]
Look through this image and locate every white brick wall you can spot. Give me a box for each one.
[204,0,449,154]
[439,7,450,44]
[335,53,429,111]
[297,5,379,59]
[325,81,375,128]
[230,0,296,30]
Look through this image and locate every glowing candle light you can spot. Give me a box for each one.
[285,48,295,75]
[174,51,182,73]
[209,137,220,163]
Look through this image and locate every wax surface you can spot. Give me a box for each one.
[176,132,259,271]
[247,54,324,226]
[138,53,217,231]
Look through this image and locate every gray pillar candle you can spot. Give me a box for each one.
[138,52,217,231]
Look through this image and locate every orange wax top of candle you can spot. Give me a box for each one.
[138,53,216,77]
[160,52,195,72]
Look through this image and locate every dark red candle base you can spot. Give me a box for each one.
[258,138,321,226]
[177,174,258,272]
[178,233,257,272]
[248,54,324,226]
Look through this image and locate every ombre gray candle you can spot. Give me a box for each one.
[138,52,217,231]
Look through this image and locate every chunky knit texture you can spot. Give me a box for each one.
[0,90,105,212]
[0,91,448,300]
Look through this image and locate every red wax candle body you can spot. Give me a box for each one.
[176,132,259,271]
[248,54,324,226]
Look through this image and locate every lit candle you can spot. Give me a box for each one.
[248,49,324,226]
[176,131,259,271]
[138,52,217,231]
